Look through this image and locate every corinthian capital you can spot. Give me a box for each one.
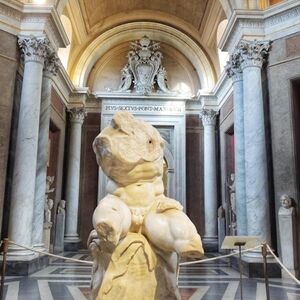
[225,51,243,82]
[238,39,271,69]
[200,109,218,126]
[68,107,87,124]
[18,35,50,65]
[44,51,60,77]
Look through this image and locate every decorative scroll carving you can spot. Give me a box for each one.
[44,51,60,76]
[68,107,87,124]
[117,36,173,95]
[225,51,243,82]
[18,35,50,64]
[238,39,271,69]
[199,108,218,126]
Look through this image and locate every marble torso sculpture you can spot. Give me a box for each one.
[88,112,203,300]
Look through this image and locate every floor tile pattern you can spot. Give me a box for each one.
[3,252,300,299]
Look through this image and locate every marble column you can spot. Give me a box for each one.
[200,109,218,249]
[225,53,247,235]
[32,52,59,250]
[239,39,271,243]
[64,107,86,245]
[8,36,49,255]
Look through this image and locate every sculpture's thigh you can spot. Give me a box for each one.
[93,195,131,247]
[143,210,204,257]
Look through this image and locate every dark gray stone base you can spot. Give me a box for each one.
[2,255,49,276]
[203,237,218,252]
[230,256,282,278]
[64,240,81,251]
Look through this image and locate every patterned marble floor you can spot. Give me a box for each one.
[3,251,300,300]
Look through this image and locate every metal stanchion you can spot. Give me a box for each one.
[0,239,9,300]
[262,242,270,300]
[234,242,245,300]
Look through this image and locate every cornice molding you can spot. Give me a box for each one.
[219,1,300,53]
[0,1,69,50]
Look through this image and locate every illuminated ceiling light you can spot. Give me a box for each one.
[31,0,47,4]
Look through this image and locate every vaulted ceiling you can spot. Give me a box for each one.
[58,0,226,90]
[79,0,209,32]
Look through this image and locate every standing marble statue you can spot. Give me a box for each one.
[88,111,204,300]
[54,200,66,254]
[43,176,55,251]
[226,173,236,235]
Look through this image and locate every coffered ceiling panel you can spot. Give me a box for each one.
[80,0,209,30]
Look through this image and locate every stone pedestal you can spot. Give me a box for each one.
[43,222,52,252]
[200,109,218,251]
[278,195,299,278]
[8,36,49,256]
[64,107,86,249]
[230,255,281,278]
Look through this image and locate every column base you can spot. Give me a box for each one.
[202,236,218,252]
[64,237,81,251]
[1,253,49,276]
[230,252,281,278]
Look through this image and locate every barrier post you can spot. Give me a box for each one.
[0,239,9,300]
[262,242,270,300]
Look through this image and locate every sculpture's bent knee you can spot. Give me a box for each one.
[93,195,131,248]
[143,210,204,258]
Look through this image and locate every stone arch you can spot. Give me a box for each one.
[71,22,216,91]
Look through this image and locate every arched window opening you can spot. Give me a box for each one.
[216,19,229,73]
[58,15,72,70]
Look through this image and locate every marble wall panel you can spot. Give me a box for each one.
[186,114,204,235]
[79,113,100,248]
[0,30,18,237]
[268,33,300,268]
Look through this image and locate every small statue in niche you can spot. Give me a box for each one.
[46,176,55,194]
[44,198,54,225]
[88,111,204,300]
[228,173,236,213]
[54,200,66,254]
[226,173,236,235]
[57,199,66,215]
[44,176,55,225]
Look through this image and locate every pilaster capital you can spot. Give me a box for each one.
[225,51,243,82]
[43,51,60,77]
[200,109,218,126]
[18,35,51,65]
[68,107,87,124]
[238,39,272,69]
